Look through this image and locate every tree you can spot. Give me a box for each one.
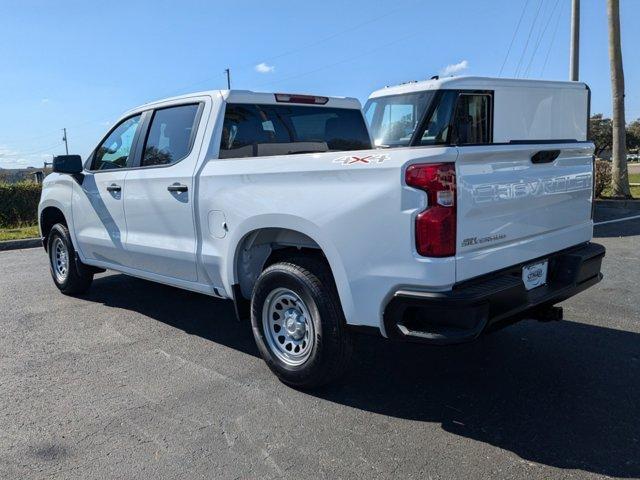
[589,114,613,157]
[607,0,631,197]
[627,118,640,152]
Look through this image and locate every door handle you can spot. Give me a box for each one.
[531,150,560,164]
[167,183,188,193]
[106,184,121,192]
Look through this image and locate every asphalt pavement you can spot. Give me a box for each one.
[1,214,638,479]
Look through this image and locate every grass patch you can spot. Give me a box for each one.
[0,225,39,241]
[601,172,640,198]
[601,185,640,198]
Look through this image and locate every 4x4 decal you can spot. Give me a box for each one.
[333,154,388,165]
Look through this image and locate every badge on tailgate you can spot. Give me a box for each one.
[522,260,548,290]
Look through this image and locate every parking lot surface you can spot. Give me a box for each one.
[1,215,639,479]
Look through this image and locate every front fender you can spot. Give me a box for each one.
[38,174,74,243]
[38,173,73,235]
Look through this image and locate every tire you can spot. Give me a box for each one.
[47,223,93,295]
[251,256,352,388]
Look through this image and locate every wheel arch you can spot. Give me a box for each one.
[228,222,355,325]
[39,205,68,251]
[234,227,321,296]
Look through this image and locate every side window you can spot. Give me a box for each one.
[92,115,141,170]
[220,104,290,158]
[418,91,457,146]
[450,94,491,145]
[141,104,200,167]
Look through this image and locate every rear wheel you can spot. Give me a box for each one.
[47,223,93,295]
[251,256,352,388]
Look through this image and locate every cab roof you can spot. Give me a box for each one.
[222,90,362,109]
[126,89,362,115]
[368,76,589,99]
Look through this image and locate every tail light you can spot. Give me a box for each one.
[405,163,456,257]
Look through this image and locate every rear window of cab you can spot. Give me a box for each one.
[219,103,371,159]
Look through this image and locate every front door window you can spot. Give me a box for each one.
[91,115,141,170]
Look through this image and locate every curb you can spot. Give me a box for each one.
[0,238,42,251]
[595,199,640,211]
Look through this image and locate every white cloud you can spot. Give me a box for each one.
[0,146,20,157]
[0,145,45,169]
[41,98,50,104]
[255,62,275,74]
[439,60,469,76]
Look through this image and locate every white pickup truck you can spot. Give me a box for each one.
[39,77,605,387]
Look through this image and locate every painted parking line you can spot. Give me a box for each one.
[595,214,640,226]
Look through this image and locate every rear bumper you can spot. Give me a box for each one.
[383,242,605,345]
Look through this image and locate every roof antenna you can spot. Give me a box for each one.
[430,75,439,80]
[225,68,231,89]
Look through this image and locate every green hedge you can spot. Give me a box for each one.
[0,182,42,228]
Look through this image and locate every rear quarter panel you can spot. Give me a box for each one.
[196,147,458,330]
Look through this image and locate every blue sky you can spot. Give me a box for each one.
[1,0,638,169]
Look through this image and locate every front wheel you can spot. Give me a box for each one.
[250,257,352,388]
[47,223,93,295]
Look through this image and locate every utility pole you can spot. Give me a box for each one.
[569,0,580,80]
[224,68,231,89]
[62,128,69,155]
[40,154,54,183]
[607,0,631,197]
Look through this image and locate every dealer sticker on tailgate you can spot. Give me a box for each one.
[522,260,548,290]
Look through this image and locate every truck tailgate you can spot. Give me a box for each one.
[455,143,594,282]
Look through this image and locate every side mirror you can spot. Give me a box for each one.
[52,155,83,174]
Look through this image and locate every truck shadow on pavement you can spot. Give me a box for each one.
[329,324,640,478]
[594,220,640,237]
[85,274,639,478]
[594,207,640,237]
[85,274,260,358]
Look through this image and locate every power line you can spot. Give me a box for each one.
[8,113,119,148]
[238,4,409,70]
[155,3,412,99]
[523,0,561,78]
[514,0,545,77]
[8,128,64,144]
[15,142,64,157]
[499,0,531,77]
[11,13,397,151]
[253,31,421,89]
[540,0,565,77]
[522,0,555,77]
[10,2,412,151]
